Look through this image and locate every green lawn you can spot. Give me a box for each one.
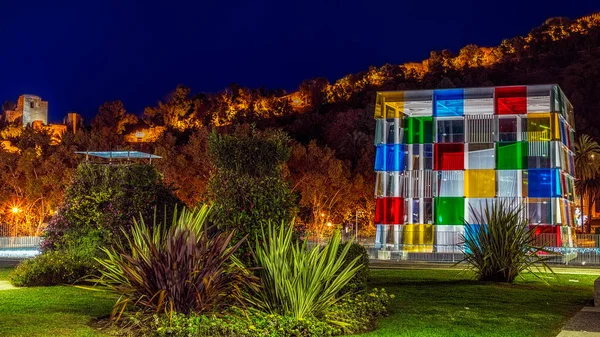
[354,268,595,337]
[0,267,595,337]
[0,267,114,337]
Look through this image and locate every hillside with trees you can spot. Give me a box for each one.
[2,12,600,236]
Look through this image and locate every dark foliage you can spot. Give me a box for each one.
[337,242,370,295]
[94,207,258,317]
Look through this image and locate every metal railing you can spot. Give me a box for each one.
[363,233,600,265]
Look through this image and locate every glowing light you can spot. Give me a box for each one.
[11,207,20,214]
[320,213,325,217]
[327,222,332,227]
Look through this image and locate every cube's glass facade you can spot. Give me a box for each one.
[374,85,576,251]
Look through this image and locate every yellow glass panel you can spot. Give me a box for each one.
[403,224,433,252]
[465,169,496,197]
[376,92,405,118]
[552,113,560,141]
[527,113,551,142]
[374,93,385,119]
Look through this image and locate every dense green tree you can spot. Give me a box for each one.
[207,125,296,251]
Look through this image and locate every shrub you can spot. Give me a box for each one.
[207,126,297,263]
[248,222,362,320]
[149,290,392,337]
[93,206,257,317]
[460,201,554,283]
[337,242,369,295]
[43,163,180,254]
[9,250,97,287]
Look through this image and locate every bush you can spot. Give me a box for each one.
[9,250,97,287]
[148,289,392,337]
[93,206,257,317]
[43,163,180,254]
[460,201,554,283]
[337,242,369,295]
[207,126,297,264]
[248,222,362,320]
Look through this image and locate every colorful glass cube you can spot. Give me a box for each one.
[373,85,576,250]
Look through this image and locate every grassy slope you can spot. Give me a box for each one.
[0,267,114,337]
[0,267,594,337]
[354,269,595,337]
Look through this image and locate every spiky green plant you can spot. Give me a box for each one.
[92,206,257,319]
[460,201,554,283]
[248,221,363,320]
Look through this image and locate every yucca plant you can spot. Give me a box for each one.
[460,201,554,283]
[248,221,363,320]
[93,206,257,319]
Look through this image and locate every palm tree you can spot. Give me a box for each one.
[574,135,600,233]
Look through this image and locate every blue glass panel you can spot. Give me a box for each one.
[528,169,561,198]
[374,144,405,171]
[560,120,568,147]
[434,89,464,116]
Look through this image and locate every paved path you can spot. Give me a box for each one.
[558,306,600,337]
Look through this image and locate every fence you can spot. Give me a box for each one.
[362,232,600,265]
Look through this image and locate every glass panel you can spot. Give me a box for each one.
[435,143,464,170]
[423,144,433,170]
[403,90,433,116]
[526,114,552,141]
[528,141,550,168]
[374,197,404,224]
[423,198,434,224]
[464,87,494,115]
[434,225,464,252]
[434,197,465,226]
[498,117,518,142]
[496,86,527,114]
[374,144,406,171]
[402,224,434,252]
[374,118,403,145]
[496,142,527,170]
[526,85,552,113]
[465,170,495,198]
[434,89,464,117]
[528,198,552,225]
[528,169,561,198]
[467,143,495,169]
[497,170,519,197]
[437,171,464,197]
[466,198,495,224]
[437,118,464,143]
[411,199,420,223]
[466,115,495,143]
[405,117,434,144]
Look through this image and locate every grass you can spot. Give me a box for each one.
[0,267,115,337]
[352,268,595,337]
[0,266,595,337]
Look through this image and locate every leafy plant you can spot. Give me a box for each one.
[207,126,297,264]
[460,201,554,283]
[10,250,97,287]
[248,222,362,320]
[93,206,257,318]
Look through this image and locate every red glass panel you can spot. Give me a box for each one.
[374,197,404,224]
[495,86,527,115]
[532,225,562,247]
[435,143,464,170]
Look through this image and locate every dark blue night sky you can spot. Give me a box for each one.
[0,1,598,122]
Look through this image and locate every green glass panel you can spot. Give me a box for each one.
[496,141,528,170]
[406,117,433,144]
[434,197,464,225]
